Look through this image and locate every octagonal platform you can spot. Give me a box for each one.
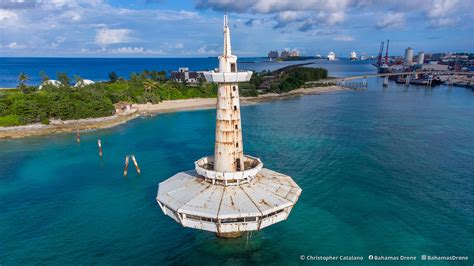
[156,168,302,236]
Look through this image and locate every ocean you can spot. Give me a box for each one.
[0,57,358,88]
[0,58,473,265]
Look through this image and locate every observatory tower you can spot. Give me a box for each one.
[156,15,302,238]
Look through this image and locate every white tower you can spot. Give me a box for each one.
[209,15,249,172]
[156,15,301,238]
[416,52,425,65]
[405,47,414,65]
[350,51,357,60]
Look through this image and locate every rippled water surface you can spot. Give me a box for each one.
[1,60,474,265]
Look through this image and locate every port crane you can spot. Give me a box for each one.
[377,41,384,67]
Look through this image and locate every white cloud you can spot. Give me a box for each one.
[1,0,472,56]
[197,0,353,29]
[80,46,165,55]
[376,12,405,29]
[6,42,27,49]
[333,35,354,42]
[0,9,18,20]
[196,45,218,55]
[95,28,133,45]
[197,0,474,31]
[114,47,149,54]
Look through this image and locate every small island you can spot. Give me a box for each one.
[0,66,337,138]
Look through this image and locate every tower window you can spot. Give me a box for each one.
[234,105,237,111]
[236,142,239,148]
[233,86,236,91]
[235,125,238,129]
[230,63,236,72]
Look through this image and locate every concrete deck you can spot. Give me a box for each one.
[156,168,302,234]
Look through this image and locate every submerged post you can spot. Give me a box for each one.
[131,155,141,174]
[123,156,129,176]
[98,139,103,157]
[76,132,81,143]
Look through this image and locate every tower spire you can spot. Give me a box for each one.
[223,14,231,57]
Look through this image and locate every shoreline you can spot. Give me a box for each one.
[0,85,353,139]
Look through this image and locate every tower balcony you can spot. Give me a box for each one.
[194,155,263,186]
[204,71,253,83]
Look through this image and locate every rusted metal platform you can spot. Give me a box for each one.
[156,168,301,235]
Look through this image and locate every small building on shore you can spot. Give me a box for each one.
[170,67,203,84]
[114,101,133,115]
[38,80,61,90]
[74,79,95,88]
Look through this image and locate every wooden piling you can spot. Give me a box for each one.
[124,156,129,176]
[98,139,103,157]
[76,132,80,143]
[131,155,141,174]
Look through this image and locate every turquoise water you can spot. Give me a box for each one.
[1,62,474,265]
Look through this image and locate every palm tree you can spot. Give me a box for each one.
[39,71,50,83]
[143,79,156,93]
[18,72,29,93]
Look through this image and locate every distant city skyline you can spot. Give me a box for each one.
[1,0,473,57]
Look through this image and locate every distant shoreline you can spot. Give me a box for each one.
[0,85,354,139]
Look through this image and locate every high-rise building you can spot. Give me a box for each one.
[327,51,336,60]
[405,47,414,65]
[268,50,279,59]
[416,52,425,65]
[280,50,290,58]
[350,51,357,60]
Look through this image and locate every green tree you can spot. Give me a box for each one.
[143,79,156,93]
[39,71,50,83]
[57,72,70,88]
[108,71,118,83]
[17,72,29,93]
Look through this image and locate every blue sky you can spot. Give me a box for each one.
[0,0,473,57]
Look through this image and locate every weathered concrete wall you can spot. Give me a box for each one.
[214,83,244,172]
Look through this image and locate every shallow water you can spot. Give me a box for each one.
[1,61,474,265]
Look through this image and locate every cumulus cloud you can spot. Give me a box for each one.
[196,0,474,31]
[196,45,218,55]
[1,0,472,56]
[425,0,459,27]
[376,12,405,29]
[197,0,354,31]
[95,28,134,46]
[0,9,18,20]
[114,46,154,54]
[80,46,164,55]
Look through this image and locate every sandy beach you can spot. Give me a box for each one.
[0,85,352,139]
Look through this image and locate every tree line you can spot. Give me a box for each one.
[0,66,327,127]
[0,70,217,127]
